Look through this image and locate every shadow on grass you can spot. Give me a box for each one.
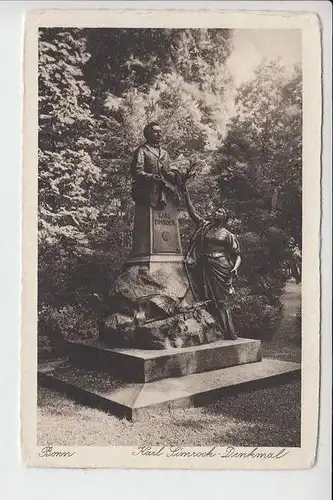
[170,381,301,447]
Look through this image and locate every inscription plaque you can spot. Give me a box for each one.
[152,206,181,254]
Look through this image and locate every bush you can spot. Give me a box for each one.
[38,304,100,360]
[37,238,123,359]
[231,287,283,339]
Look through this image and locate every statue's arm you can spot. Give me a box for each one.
[229,233,242,275]
[183,187,204,226]
[232,255,242,274]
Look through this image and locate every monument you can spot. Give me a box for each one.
[38,123,301,421]
[98,121,221,350]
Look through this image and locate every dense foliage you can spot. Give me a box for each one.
[37,28,302,357]
[211,61,302,336]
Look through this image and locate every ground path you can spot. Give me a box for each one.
[262,279,301,362]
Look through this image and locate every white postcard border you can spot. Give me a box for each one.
[21,8,321,470]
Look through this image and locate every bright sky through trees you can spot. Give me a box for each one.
[228,29,302,87]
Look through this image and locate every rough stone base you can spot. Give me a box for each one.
[65,337,262,382]
[99,261,225,350]
[38,358,301,421]
[99,306,221,350]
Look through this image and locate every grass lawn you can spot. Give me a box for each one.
[37,281,301,447]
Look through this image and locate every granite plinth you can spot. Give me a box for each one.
[131,201,182,258]
[66,338,262,383]
[38,358,301,421]
[101,197,200,349]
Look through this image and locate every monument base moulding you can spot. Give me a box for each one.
[38,347,301,422]
[65,337,262,383]
[38,336,301,421]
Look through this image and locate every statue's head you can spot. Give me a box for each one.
[144,122,162,145]
[210,205,228,226]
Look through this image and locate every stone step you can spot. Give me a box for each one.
[38,358,301,421]
[65,337,262,383]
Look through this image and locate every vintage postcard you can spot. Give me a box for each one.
[21,8,321,469]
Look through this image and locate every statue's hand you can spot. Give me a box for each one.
[231,268,238,277]
[151,174,166,186]
[151,174,162,181]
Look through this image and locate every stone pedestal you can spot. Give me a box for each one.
[65,337,262,383]
[130,201,182,264]
[99,197,222,350]
[38,342,301,421]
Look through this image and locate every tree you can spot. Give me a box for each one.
[214,61,302,241]
[38,28,102,249]
[211,60,302,337]
[38,27,105,330]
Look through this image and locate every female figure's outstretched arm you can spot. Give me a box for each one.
[183,186,204,227]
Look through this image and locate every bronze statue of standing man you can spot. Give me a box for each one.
[131,122,183,210]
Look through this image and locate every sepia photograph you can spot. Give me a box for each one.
[20,8,322,470]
